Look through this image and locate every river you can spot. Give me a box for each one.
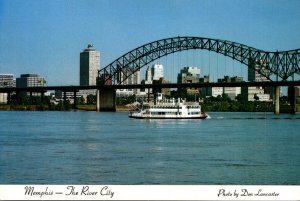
[0,111,299,184]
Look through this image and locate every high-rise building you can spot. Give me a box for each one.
[152,64,164,81]
[145,66,152,84]
[16,74,46,96]
[80,44,100,86]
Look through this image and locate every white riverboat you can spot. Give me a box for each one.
[129,98,208,119]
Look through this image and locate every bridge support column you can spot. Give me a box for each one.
[63,91,67,109]
[288,86,296,114]
[96,89,100,112]
[7,92,11,104]
[16,91,20,105]
[73,91,77,109]
[40,91,44,107]
[96,89,116,112]
[153,88,157,105]
[274,86,280,114]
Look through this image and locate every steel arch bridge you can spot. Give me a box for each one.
[97,36,300,85]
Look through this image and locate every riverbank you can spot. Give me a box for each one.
[0,104,132,112]
[0,104,298,113]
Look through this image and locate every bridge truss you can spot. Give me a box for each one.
[98,36,300,85]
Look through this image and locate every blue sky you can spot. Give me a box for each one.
[1,0,300,85]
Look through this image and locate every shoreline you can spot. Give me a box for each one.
[0,104,298,113]
[0,104,132,112]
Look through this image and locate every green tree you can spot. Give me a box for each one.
[87,95,96,105]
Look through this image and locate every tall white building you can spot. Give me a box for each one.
[152,64,164,81]
[80,44,100,86]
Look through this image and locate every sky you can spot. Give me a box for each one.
[1,0,300,85]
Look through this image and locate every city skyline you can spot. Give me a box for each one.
[1,0,300,86]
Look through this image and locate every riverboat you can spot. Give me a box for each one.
[129,98,208,119]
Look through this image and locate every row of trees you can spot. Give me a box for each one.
[3,94,138,111]
[168,91,274,112]
[3,92,292,112]
[201,94,274,112]
[6,94,73,111]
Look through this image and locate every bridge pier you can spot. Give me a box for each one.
[274,86,280,114]
[41,91,44,104]
[63,91,67,109]
[153,88,157,105]
[96,89,116,112]
[96,89,100,112]
[288,86,296,114]
[7,92,11,104]
[73,91,77,109]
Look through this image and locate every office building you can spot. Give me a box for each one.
[152,64,164,81]
[0,74,15,88]
[246,86,271,101]
[231,76,243,83]
[16,74,46,96]
[201,75,243,100]
[0,74,15,103]
[178,67,200,84]
[211,87,223,97]
[116,68,141,97]
[140,66,153,95]
[80,44,100,86]
[246,59,272,101]
[140,64,165,96]
[177,66,200,95]
[199,75,210,83]
[248,59,270,82]
[218,76,243,100]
